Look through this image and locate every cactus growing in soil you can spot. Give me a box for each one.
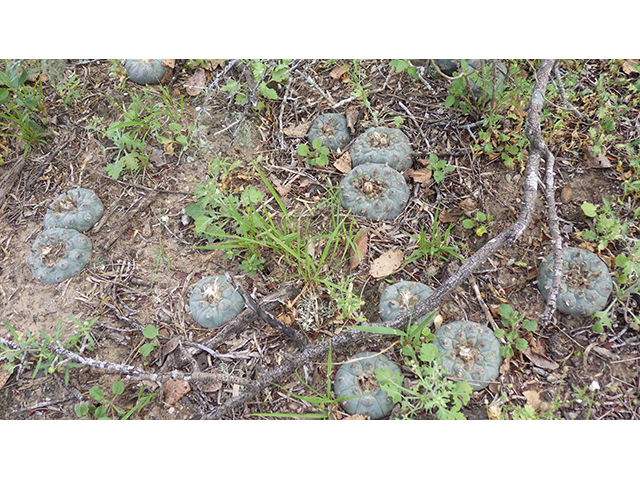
[537,247,613,317]
[307,113,351,151]
[333,352,401,419]
[28,227,92,284]
[189,275,245,328]
[432,321,502,391]
[124,59,170,85]
[339,163,410,221]
[350,126,413,172]
[379,281,437,324]
[44,188,104,232]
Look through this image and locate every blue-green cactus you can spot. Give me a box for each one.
[537,247,613,317]
[124,59,170,85]
[379,281,437,324]
[44,188,104,232]
[307,113,351,151]
[350,126,412,172]
[28,227,92,284]
[189,275,245,328]
[339,163,410,221]
[433,321,502,391]
[334,352,401,419]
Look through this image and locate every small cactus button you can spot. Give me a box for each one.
[307,113,351,151]
[339,163,410,221]
[379,281,437,324]
[433,321,502,391]
[537,247,613,317]
[333,352,401,419]
[189,275,245,328]
[28,227,92,284]
[124,59,170,85]
[44,188,104,232]
[350,126,413,172]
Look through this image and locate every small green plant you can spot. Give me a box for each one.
[74,380,155,420]
[53,73,83,107]
[426,153,456,184]
[0,59,47,147]
[493,304,538,357]
[297,138,330,167]
[580,199,630,251]
[388,60,419,80]
[404,204,464,264]
[221,59,291,112]
[140,324,159,357]
[321,278,365,322]
[462,210,494,237]
[1,316,98,382]
[376,329,472,420]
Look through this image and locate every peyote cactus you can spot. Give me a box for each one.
[44,188,104,232]
[433,321,502,391]
[350,126,413,172]
[537,247,613,317]
[124,59,170,85]
[379,281,437,324]
[28,227,92,284]
[334,352,401,419]
[339,163,410,221]
[189,275,245,329]
[307,113,351,151]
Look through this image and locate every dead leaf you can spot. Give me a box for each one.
[330,65,347,80]
[459,198,477,211]
[408,168,432,184]
[523,389,542,410]
[162,59,176,69]
[560,185,572,203]
[621,59,640,75]
[439,207,464,223]
[585,147,612,168]
[523,347,559,370]
[277,311,295,325]
[149,147,166,167]
[0,365,11,389]
[186,68,206,96]
[344,413,369,420]
[487,403,502,420]
[163,379,190,406]
[283,121,311,138]
[334,151,352,173]
[160,337,181,365]
[369,250,404,278]
[349,229,368,270]
[345,106,360,134]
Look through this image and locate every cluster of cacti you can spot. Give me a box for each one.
[350,126,413,172]
[537,247,613,317]
[28,227,92,285]
[432,321,502,391]
[44,188,104,232]
[189,275,245,328]
[339,164,409,221]
[379,281,436,324]
[307,113,351,151]
[433,59,507,100]
[124,59,171,85]
[333,352,401,419]
[29,188,103,284]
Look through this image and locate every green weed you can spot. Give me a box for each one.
[74,380,155,420]
[297,138,330,167]
[493,304,538,357]
[426,153,456,184]
[462,210,494,237]
[404,204,464,265]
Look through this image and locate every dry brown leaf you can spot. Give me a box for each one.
[459,197,477,211]
[334,151,352,173]
[162,59,176,68]
[283,121,311,138]
[370,250,404,278]
[164,379,190,406]
[186,68,206,96]
[160,337,181,365]
[277,311,294,325]
[523,347,559,370]
[0,365,11,390]
[408,168,432,183]
[349,229,368,270]
[345,106,361,134]
[344,413,369,420]
[330,65,347,80]
[523,389,542,410]
[560,185,573,203]
[585,147,612,168]
[621,59,640,75]
[439,207,464,223]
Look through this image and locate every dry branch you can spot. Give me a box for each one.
[203,59,557,419]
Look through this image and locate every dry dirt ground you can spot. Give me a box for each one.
[0,59,638,420]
